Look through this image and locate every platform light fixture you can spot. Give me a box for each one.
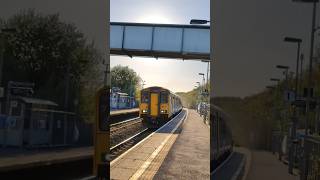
[270,78,281,82]
[276,65,289,69]
[190,19,210,25]
[266,85,276,89]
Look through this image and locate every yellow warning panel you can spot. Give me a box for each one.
[151,93,159,116]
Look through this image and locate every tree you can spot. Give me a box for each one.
[1,9,102,112]
[78,46,105,123]
[111,65,140,96]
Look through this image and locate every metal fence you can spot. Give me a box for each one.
[301,135,320,180]
[0,108,81,147]
[272,131,286,160]
[200,103,210,125]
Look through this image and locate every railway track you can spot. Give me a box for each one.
[110,128,154,161]
[110,117,142,136]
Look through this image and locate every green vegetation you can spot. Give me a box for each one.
[214,63,320,149]
[176,72,316,149]
[177,83,209,108]
[111,65,142,101]
[176,88,201,109]
[2,9,104,123]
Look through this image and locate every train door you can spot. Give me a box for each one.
[150,93,159,116]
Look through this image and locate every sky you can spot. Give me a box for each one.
[213,0,317,97]
[110,0,210,93]
[1,0,318,97]
[111,0,318,97]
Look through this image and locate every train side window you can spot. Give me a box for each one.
[141,91,149,103]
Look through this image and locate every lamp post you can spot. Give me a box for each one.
[293,2,319,178]
[284,36,302,174]
[266,85,276,90]
[275,65,289,161]
[284,37,302,100]
[270,78,281,82]
[293,0,319,136]
[190,19,210,25]
[276,65,289,85]
[276,65,289,129]
[142,80,146,89]
[190,17,211,92]
[300,54,304,95]
[196,81,201,94]
[202,59,210,96]
[270,77,284,160]
[195,82,201,105]
[199,73,205,96]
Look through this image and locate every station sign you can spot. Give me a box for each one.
[284,90,295,103]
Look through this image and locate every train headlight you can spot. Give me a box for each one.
[160,110,167,114]
[142,109,148,113]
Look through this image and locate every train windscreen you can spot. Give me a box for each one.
[160,91,168,103]
[141,91,149,103]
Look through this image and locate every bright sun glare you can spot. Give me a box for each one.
[137,13,171,24]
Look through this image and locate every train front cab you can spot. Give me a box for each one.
[140,88,170,128]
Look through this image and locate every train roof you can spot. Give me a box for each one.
[142,86,169,91]
[141,86,181,98]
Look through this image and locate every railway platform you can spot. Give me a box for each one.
[211,147,300,180]
[0,108,137,174]
[110,109,211,180]
[0,146,92,172]
[153,109,210,179]
[246,150,299,180]
[110,109,188,179]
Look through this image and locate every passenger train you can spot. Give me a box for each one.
[211,104,233,171]
[139,86,182,128]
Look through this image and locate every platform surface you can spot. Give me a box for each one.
[110,109,187,180]
[154,109,210,180]
[246,150,299,180]
[0,146,92,172]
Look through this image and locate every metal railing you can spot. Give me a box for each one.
[302,135,320,180]
[272,131,287,160]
